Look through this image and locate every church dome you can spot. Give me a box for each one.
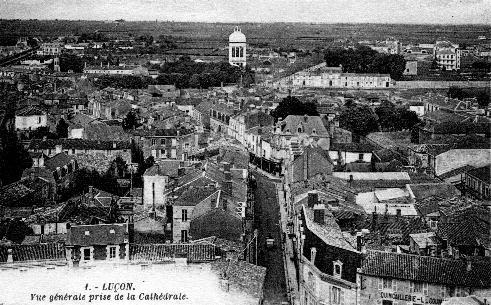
[229,26,246,43]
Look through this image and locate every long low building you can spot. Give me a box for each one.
[274,66,392,89]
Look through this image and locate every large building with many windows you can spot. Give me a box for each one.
[434,40,461,71]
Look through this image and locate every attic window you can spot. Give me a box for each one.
[312,129,317,135]
[297,126,303,133]
[109,229,115,234]
[333,260,343,278]
[84,231,90,236]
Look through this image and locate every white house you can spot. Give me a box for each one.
[15,106,48,131]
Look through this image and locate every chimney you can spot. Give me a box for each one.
[310,247,317,264]
[307,192,318,208]
[7,248,13,263]
[371,212,378,232]
[357,231,369,254]
[313,203,326,224]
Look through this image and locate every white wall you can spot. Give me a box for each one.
[15,114,47,130]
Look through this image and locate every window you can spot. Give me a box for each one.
[83,248,91,260]
[297,127,303,133]
[181,230,188,243]
[38,116,42,124]
[182,209,188,222]
[358,153,364,160]
[84,231,90,236]
[151,139,157,145]
[109,229,115,234]
[307,272,315,291]
[109,246,116,259]
[333,260,343,278]
[383,278,392,289]
[312,129,317,135]
[441,285,447,298]
[160,138,166,145]
[332,286,341,305]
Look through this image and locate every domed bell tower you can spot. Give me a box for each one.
[229,26,247,68]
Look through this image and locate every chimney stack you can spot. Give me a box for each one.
[307,192,318,208]
[313,203,326,225]
[371,212,378,232]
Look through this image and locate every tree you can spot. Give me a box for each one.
[270,96,319,121]
[0,218,33,244]
[375,101,397,131]
[0,130,32,185]
[397,108,421,131]
[122,111,139,130]
[339,103,379,138]
[56,118,69,138]
[476,91,490,108]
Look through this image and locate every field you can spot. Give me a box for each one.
[0,20,490,50]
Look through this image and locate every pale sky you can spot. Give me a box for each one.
[0,0,490,24]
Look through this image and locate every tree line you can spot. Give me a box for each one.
[324,46,406,80]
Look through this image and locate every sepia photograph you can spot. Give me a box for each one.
[0,1,490,304]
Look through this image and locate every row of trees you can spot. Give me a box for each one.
[156,56,255,88]
[270,96,421,139]
[324,46,407,80]
[447,86,490,108]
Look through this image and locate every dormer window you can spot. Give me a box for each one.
[109,229,115,234]
[312,129,317,135]
[297,126,303,133]
[333,260,343,278]
[84,231,90,236]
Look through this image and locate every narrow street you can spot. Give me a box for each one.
[253,171,288,305]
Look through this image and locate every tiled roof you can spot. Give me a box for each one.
[437,205,490,248]
[66,223,129,246]
[361,250,491,287]
[330,142,376,153]
[0,181,35,206]
[44,152,75,171]
[211,260,267,300]
[16,106,46,116]
[28,139,131,151]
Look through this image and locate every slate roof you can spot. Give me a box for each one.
[174,186,219,206]
[66,223,129,246]
[360,250,491,288]
[303,205,356,251]
[280,115,329,135]
[466,165,491,184]
[408,183,460,201]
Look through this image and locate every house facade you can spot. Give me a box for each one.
[65,223,130,265]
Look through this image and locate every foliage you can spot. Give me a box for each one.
[0,130,33,185]
[270,96,319,120]
[108,156,127,178]
[49,54,85,73]
[0,218,33,244]
[156,56,255,89]
[339,103,379,137]
[78,32,109,42]
[93,75,155,89]
[56,118,69,138]
[324,46,406,80]
[122,111,140,130]
[375,101,421,131]
[448,86,490,108]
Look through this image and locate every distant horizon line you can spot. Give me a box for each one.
[1,18,490,27]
